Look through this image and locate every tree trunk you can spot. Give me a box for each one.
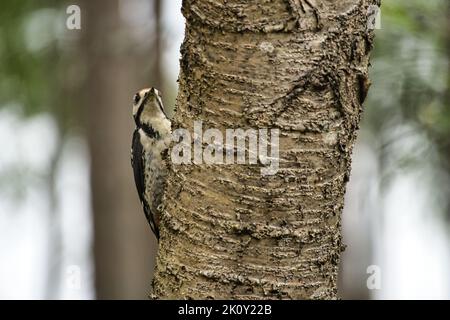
[153,0,379,299]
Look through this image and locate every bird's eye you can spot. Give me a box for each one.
[133,93,140,105]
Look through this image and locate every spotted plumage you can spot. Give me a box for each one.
[131,87,171,239]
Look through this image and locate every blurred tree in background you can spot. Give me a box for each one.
[340,0,450,299]
[361,0,450,237]
[0,0,449,299]
[80,0,162,299]
[0,0,77,299]
[0,0,166,299]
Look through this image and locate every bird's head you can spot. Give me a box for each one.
[132,87,165,127]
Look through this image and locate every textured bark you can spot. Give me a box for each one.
[153,0,379,299]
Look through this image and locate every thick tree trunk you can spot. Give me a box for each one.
[153,0,378,299]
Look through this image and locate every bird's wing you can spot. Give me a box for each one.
[131,129,159,238]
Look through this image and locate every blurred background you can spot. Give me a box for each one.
[0,0,448,299]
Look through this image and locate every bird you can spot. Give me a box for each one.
[131,87,171,240]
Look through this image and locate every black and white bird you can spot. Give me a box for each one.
[131,87,171,239]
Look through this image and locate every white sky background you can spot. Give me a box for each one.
[0,109,93,299]
[343,130,450,299]
[162,0,185,82]
[0,0,448,299]
[380,173,450,299]
[374,128,450,299]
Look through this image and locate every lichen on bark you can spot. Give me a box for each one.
[152,0,379,299]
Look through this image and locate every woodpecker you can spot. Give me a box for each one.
[131,87,171,239]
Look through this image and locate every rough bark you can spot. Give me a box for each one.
[153,0,379,299]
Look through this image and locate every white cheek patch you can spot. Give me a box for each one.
[133,88,151,118]
[133,103,139,117]
[157,95,163,108]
